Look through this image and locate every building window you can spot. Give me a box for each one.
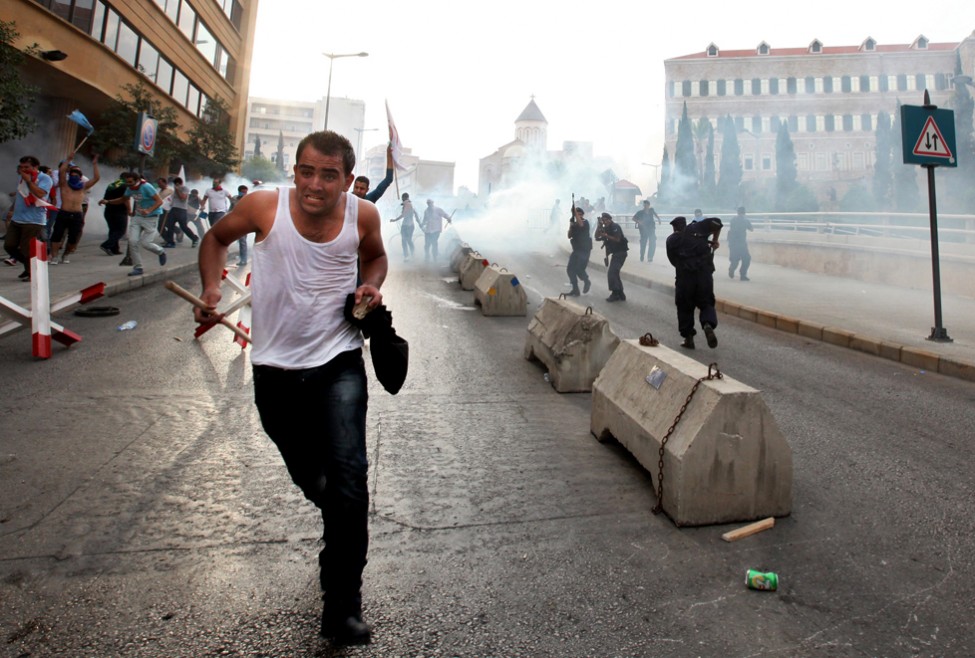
[156,57,173,93]
[869,75,879,91]
[935,73,948,91]
[810,40,822,54]
[842,115,853,131]
[852,115,862,131]
[860,75,870,92]
[752,78,761,95]
[172,69,189,106]
[787,77,797,94]
[815,77,824,93]
[921,73,932,90]
[804,77,815,93]
[137,40,159,79]
[823,77,833,93]
[862,113,873,131]
[907,75,917,91]
[769,77,779,95]
[178,1,196,39]
[699,80,709,97]
[707,43,718,57]
[187,84,201,116]
[771,116,782,133]
[761,116,771,133]
[897,74,908,91]
[807,115,818,132]
[841,76,851,92]
[89,0,105,39]
[762,156,772,170]
[788,115,798,132]
[825,115,835,132]
[717,79,726,96]
[744,156,754,171]
[734,79,744,96]
[103,8,120,50]
[115,19,139,66]
[863,37,876,51]
[682,80,692,97]
[734,116,744,132]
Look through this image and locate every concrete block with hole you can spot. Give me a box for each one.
[590,339,792,526]
[473,265,528,316]
[459,253,489,290]
[448,242,473,273]
[524,297,620,392]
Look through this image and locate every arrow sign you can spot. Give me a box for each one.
[901,104,957,167]
[912,116,953,159]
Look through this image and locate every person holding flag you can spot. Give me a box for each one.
[5,156,53,281]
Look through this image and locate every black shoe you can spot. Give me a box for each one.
[728,266,735,279]
[100,245,113,256]
[583,279,591,294]
[703,323,718,349]
[680,336,695,349]
[566,289,580,297]
[18,270,30,280]
[606,294,618,302]
[740,275,750,281]
[321,615,372,645]
[163,242,177,248]
[618,292,626,301]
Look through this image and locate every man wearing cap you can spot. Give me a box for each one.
[666,215,723,349]
[565,205,592,296]
[632,200,661,262]
[594,212,628,301]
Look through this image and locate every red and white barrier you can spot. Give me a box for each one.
[0,238,105,358]
[192,268,251,348]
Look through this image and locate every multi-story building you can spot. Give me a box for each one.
[3,0,259,170]
[242,96,365,172]
[663,32,975,200]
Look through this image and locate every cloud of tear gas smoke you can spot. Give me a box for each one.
[390,149,631,261]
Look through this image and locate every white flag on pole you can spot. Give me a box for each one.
[386,99,409,171]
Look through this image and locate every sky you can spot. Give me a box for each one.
[247,0,975,195]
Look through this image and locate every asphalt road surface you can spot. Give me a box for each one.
[1,244,973,657]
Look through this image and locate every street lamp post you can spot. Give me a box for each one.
[354,127,379,175]
[323,51,368,130]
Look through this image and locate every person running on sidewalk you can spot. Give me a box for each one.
[4,155,53,282]
[162,177,200,248]
[420,199,451,262]
[667,214,722,349]
[201,176,232,226]
[50,152,100,265]
[594,212,628,301]
[632,200,661,262]
[727,206,754,281]
[565,205,592,296]
[98,177,129,255]
[121,172,167,276]
[194,130,387,646]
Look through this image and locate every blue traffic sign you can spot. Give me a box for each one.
[901,105,957,167]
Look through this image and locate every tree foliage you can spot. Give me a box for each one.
[0,20,39,144]
[88,79,181,172]
[872,111,893,208]
[241,155,283,183]
[716,116,742,207]
[774,123,798,210]
[890,103,920,211]
[184,95,240,176]
[673,103,698,204]
[702,122,716,204]
[657,146,672,205]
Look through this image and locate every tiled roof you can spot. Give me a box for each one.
[670,42,958,60]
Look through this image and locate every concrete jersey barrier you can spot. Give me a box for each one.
[473,265,528,316]
[591,339,793,526]
[459,253,490,290]
[524,297,620,392]
[448,242,473,273]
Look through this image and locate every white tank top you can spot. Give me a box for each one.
[250,187,362,369]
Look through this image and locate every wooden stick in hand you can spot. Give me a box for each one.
[164,280,252,344]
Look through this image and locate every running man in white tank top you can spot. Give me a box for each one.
[194,131,387,646]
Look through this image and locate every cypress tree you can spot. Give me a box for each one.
[673,102,698,203]
[774,123,798,210]
[716,115,742,207]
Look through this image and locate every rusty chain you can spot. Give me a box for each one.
[652,362,723,515]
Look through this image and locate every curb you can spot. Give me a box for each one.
[560,245,975,383]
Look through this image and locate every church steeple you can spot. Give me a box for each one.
[515,96,548,150]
